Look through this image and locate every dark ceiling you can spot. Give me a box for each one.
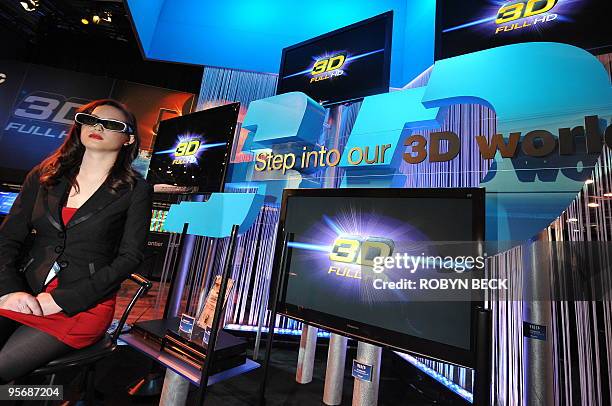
[0,0,132,43]
[0,0,204,95]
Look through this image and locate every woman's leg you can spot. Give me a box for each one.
[0,317,18,348]
[0,324,73,383]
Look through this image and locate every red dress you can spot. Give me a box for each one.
[0,207,116,349]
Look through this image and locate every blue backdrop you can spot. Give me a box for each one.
[125,0,436,88]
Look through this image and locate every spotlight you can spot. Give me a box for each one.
[20,0,39,12]
[585,179,594,185]
[604,193,612,197]
[81,18,89,25]
[566,218,578,222]
[89,11,111,25]
[588,202,599,208]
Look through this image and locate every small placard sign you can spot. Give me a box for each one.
[523,321,547,341]
[179,314,195,337]
[352,360,373,382]
[202,328,211,345]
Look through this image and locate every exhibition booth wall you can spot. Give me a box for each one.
[131,52,612,405]
[1,47,609,406]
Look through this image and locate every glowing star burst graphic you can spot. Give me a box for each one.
[154,133,226,166]
[281,48,386,80]
[443,0,583,37]
[286,206,433,305]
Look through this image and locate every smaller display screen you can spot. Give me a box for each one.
[146,103,239,192]
[277,12,392,105]
[0,192,18,215]
[436,0,611,60]
[150,209,169,233]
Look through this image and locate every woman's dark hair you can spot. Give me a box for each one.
[39,99,140,192]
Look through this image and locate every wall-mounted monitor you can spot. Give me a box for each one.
[273,188,485,367]
[150,209,169,233]
[276,11,393,106]
[436,0,611,60]
[146,103,239,193]
[0,191,18,216]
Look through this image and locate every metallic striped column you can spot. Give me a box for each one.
[522,230,554,405]
[351,342,382,406]
[296,324,318,384]
[323,334,348,405]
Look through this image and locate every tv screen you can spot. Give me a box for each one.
[436,0,611,60]
[276,11,392,106]
[146,103,239,192]
[150,209,169,233]
[275,188,485,367]
[0,192,18,215]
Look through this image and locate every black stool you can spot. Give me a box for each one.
[28,274,152,404]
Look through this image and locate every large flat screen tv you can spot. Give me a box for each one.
[146,103,239,193]
[276,11,393,106]
[274,188,485,367]
[436,0,611,60]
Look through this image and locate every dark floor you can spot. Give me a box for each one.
[15,341,469,406]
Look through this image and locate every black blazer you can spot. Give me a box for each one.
[0,168,152,316]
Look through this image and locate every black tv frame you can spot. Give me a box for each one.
[272,187,485,368]
[276,11,393,107]
[148,102,239,193]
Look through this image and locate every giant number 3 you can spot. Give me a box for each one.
[240,42,612,243]
[13,92,87,125]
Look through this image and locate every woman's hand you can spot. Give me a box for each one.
[36,293,63,316]
[0,292,43,315]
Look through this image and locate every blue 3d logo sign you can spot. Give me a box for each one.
[238,42,612,242]
[166,43,611,240]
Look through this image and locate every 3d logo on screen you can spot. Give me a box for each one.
[286,211,426,284]
[282,49,385,84]
[443,0,575,36]
[153,134,226,166]
[311,52,346,82]
[172,136,201,164]
[239,42,612,242]
[495,0,559,34]
[5,92,87,139]
[328,235,395,279]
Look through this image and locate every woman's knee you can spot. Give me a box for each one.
[0,350,24,383]
[0,325,72,382]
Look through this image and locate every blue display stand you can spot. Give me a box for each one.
[164,192,265,238]
[161,192,265,405]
